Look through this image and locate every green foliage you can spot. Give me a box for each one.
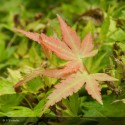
[83,95,125,117]
[0,0,125,124]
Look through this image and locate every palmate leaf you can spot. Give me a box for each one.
[42,71,117,113]
[14,16,118,114]
[15,16,98,76]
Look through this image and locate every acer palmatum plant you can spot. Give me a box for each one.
[14,15,117,113]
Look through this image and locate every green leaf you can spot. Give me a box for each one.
[2,106,35,117]
[0,41,5,62]
[100,15,110,38]
[34,99,46,117]
[111,29,125,41]
[85,52,107,73]
[7,68,22,83]
[28,44,41,67]
[25,77,44,94]
[17,39,28,57]
[63,93,80,116]
[83,95,125,117]
[0,94,24,112]
[0,79,15,95]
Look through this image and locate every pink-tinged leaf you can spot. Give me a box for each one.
[43,60,83,79]
[91,73,118,82]
[42,70,118,111]
[80,33,94,55]
[14,60,83,88]
[84,72,117,104]
[85,77,103,104]
[15,16,119,111]
[42,69,66,79]
[40,33,76,60]
[57,15,81,54]
[14,29,41,44]
[42,72,86,113]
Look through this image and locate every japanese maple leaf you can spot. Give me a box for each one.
[14,16,117,113]
[14,15,97,84]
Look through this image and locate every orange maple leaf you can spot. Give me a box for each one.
[14,16,97,80]
[14,16,117,113]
